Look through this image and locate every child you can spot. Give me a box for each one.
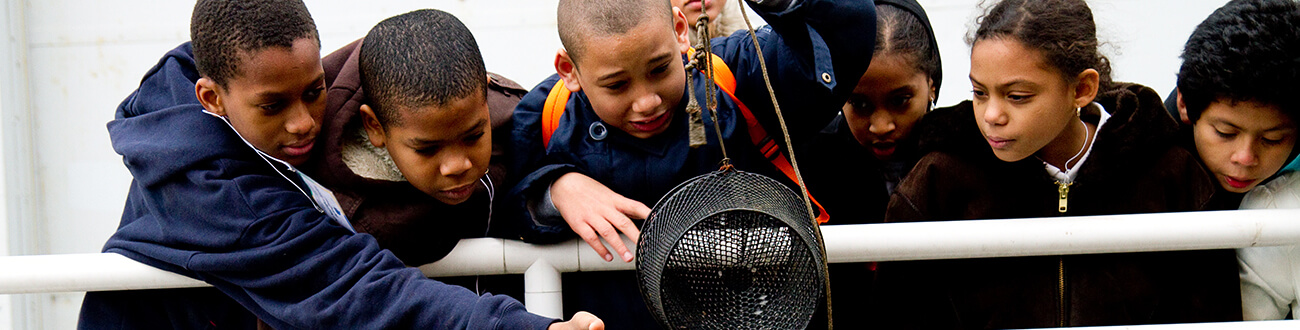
[799,0,940,327]
[1173,0,1300,210]
[1169,0,1300,321]
[803,0,941,225]
[873,0,1241,327]
[78,1,601,329]
[306,9,529,267]
[507,0,874,327]
[670,0,748,44]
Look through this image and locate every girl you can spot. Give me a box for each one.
[671,0,749,44]
[802,2,939,328]
[802,0,941,226]
[873,0,1241,327]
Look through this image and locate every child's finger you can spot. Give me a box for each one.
[608,211,641,245]
[589,216,633,262]
[616,197,652,220]
[571,221,613,262]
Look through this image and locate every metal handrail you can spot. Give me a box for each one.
[2,209,1298,328]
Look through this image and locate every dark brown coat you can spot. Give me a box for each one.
[305,39,528,266]
[872,83,1242,328]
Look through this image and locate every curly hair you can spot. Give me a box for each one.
[1177,0,1300,123]
[359,9,488,127]
[969,0,1113,91]
[190,0,319,87]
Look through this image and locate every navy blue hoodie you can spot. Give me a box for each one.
[78,43,555,330]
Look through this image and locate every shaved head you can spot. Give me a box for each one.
[557,0,673,64]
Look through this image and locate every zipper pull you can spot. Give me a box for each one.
[1057,181,1072,213]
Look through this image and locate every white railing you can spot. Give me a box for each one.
[3,209,1299,328]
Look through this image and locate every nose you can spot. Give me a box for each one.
[630,88,663,115]
[285,103,315,135]
[982,102,1008,127]
[1230,141,1260,167]
[440,151,474,178]
[868,110,896,136]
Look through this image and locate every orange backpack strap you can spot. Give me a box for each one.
[541,79,571,149]
[705,54,830,224]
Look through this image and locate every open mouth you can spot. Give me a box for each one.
[986,136,1014,149]
[1224,175,1257,189]
[282,138,316,157]
[438,182,477,201]
[630,111,671,133]
[871,141,897,158]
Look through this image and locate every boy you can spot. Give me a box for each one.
[307,9,528,267]
[507,0,875,327]
[1170,0,1300,320]
[1174,0,1300,209]
[79,1,601,329]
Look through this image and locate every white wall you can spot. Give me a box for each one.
[1,0,1231,328]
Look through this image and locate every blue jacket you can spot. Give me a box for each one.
[78,43,554,330]
[508,0,877,241]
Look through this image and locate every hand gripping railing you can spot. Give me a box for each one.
[2,209,1299,328]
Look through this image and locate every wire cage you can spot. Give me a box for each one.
[637,169,826,329]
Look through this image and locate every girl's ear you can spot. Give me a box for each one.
[1072,69,1100,108]
[358,104,388,148]
[195,77,225,117]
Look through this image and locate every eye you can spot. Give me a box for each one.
[972,89,988,99]
[1006,93,1033,103]
[260,102,287,114]
[464,132,485,144]
[889,94,913,109]
[846,98,872,112]
[304,87,325,101]
[1215,130,1237,139]
[650,62,670,75]
[602,81,627,92]
[415,146,443,155]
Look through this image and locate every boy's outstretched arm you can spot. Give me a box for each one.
[550,312,606,330]
[99,45,569,329]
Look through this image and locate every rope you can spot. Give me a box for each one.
[734,1,833,328]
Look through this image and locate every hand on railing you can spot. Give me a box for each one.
[548,311,604,330]
[551,172,649,262]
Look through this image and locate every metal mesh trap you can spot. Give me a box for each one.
[637,169,826,329]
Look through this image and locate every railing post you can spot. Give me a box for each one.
[524,258,563,318]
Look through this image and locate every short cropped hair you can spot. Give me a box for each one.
[557,0,672,64]
[359,9,487,127]
[1177,0,1300,123]
[190,0,319,87]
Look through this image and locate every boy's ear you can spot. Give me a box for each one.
[359,104,388,148]
[673,7,691,52]
[195,77,225,117]
[1072,68,1100,109]
[1175,89,1191,124]
[555,48,583,93]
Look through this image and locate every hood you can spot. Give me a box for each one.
[108,42,256,188]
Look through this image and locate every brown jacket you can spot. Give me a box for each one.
[872,83,1241,328]
[305,39,529,266]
